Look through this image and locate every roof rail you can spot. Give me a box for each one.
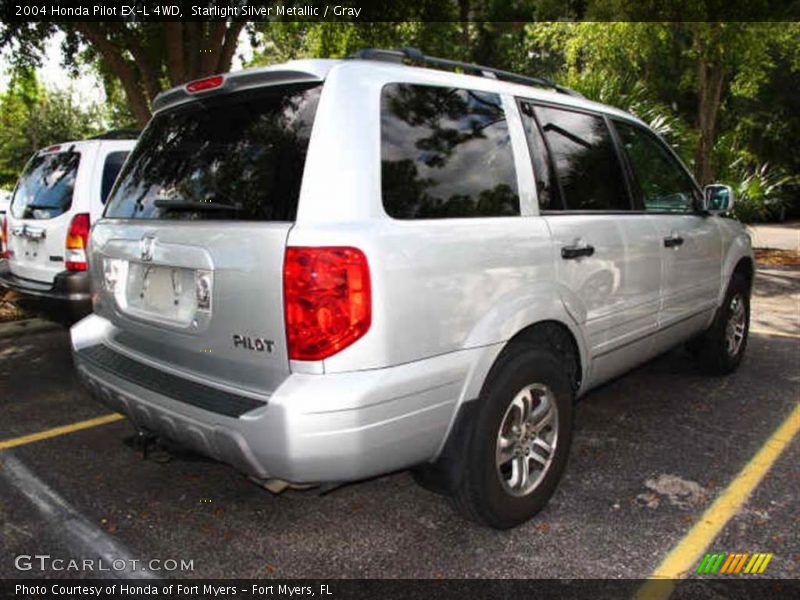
[351,47,583,98]
[89,129,140,141]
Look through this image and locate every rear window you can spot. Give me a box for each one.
[11,151,81,220]
[104,83,322,221]
[381,83,519,219]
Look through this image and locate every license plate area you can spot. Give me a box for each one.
[117,262,206,328]
[9,227,41,262]
[22,238,39,260]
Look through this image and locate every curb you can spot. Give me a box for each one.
[0,318,63,340]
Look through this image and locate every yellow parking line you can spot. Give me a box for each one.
[636,403,800,600]
[0,413,125,451]
[749,327,800,339]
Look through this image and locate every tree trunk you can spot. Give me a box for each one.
[75,23,152,128]
[201,22,228,75]
[164,22,185,87]
[185,22,201,80]
[695,58,725,185]
[75,21,245,128]
[128,37,162,102]
[458,0,470,60]
[218,22,247,73]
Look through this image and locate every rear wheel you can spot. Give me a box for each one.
[451,344,573,529]
[689,274,750,375]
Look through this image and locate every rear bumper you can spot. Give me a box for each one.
[71,314,482,483]
[0,261,92,320]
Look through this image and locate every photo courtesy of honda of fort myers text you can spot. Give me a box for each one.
[13,583,336,598]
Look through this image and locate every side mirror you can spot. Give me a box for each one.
[704,184,735,215]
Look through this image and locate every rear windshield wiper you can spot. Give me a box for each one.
[153,199,243,212]
[24,202,61,209]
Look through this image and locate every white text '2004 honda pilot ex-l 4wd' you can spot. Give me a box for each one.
[71,49,752,529]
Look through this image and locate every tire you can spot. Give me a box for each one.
[410,464,448,495]
[451,343,574,529]
[689,274,750,375]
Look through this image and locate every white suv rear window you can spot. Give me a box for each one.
[11,151,80,220]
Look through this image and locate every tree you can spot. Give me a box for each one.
[250,1,536,70]
[524,21,800,184]
[0,68,106,189]
[1,16,250,127]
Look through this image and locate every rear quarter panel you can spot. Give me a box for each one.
[293,62,588,383]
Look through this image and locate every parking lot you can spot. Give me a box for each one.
[0,268,798,581]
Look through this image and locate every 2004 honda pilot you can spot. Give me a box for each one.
[71,49,753,529]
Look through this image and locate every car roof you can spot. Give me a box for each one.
[339,59,644,124]
[153,57,645,128]
[35,138,136,155]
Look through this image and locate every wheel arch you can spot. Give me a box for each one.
[503,321,583,393]
[460,285,591,402]
[418,317,583,495]
[718,229,754,306]
[732,256,755,290]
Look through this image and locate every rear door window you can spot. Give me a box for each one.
[11,150,81,220]
[519,101,562,210]
[534,106,631,211]
[100,151,129,204]
[104,83,322,221]
[381,83,519,219]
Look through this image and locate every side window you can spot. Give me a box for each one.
[381,83,519,219]
[535,106,630,211]
[100,151,129,204]
[519,102,562,210]
[614,121,698,213]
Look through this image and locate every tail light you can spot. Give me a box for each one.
[1,215,7,259]
[65,213,90,271]
[284,247,371,361]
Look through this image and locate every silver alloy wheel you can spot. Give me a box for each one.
[495,383,559,497]
[725,293,746,357]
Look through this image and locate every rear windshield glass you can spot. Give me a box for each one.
[104,83,322,221]
[11,151,81,220]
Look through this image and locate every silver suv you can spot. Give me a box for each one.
[71,49,752,529]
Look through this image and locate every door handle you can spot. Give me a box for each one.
[561,244,595,259]
[664,235,684,248]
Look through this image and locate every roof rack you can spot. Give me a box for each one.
[351,47,583,98]
[89,128,141,141]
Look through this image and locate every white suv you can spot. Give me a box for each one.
[1,133,136,322]
[71,50,752,529]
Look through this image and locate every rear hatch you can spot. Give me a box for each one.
[7,146,84,283]
[92,80,323,396]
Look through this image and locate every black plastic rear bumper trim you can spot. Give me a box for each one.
[76,344,267,418]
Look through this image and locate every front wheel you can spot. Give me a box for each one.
[451,344,574,529]
[690,274,751,375]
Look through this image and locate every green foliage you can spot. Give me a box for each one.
[2,14,799,223]
[250,22,468,66]
[729,163,795,223]
[0,67,106,190]
[523,21,799,220]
